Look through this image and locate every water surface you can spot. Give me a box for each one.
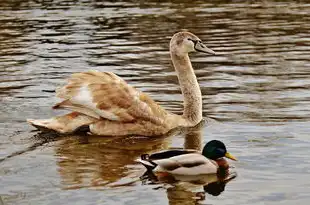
[1,0,310,204]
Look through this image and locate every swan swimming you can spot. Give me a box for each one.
[27,31,216,136]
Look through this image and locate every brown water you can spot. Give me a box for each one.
[1,0,310,204]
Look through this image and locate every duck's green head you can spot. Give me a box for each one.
[202,140,237,161]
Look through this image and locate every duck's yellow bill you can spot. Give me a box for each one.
[225,152,237,161]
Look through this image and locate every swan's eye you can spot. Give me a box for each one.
[187,38,196,43]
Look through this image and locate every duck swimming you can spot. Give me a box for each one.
[27,31,216,136]
[137,140,237,175]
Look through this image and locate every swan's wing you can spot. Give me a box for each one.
[154,153,218,175]
[54,70,167,124]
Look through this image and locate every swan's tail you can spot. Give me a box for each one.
[136,154,157,170]
[27,112,97,134]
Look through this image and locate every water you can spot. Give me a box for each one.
[1,0,310,204]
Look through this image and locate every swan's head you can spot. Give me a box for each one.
[170,31,216,56]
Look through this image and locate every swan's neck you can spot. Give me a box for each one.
[171,52,202,125]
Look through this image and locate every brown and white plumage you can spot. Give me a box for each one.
[27,31,216,136]
[54,70,167,124]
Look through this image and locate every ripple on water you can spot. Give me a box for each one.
[1,0,310,205]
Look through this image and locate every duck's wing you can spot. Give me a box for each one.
[154,153,218,175]
[54,70,167,124]
[137,149,197,170]
[149,149,197,160]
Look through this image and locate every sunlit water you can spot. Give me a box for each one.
[1,0,310,204]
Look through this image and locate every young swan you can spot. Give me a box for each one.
[27,31,216,136]
[137,140,237,175]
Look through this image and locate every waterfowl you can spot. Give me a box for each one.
[27,31,216,136]
[137,140,237,175]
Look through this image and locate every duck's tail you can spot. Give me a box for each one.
[136,154,157,170]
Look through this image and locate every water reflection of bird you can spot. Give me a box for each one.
[54,127,183,189]
[203,174,237,196]
[141,166,237,203]
[166,173,237,204]
[27,31,216,137]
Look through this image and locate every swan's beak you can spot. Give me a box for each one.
[194,41,216,55]
[225,152,237,161]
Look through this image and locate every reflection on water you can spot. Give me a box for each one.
[164,174,237,205]
[56,122,208,190]
[1,0,310,204]
[56,129,178,189]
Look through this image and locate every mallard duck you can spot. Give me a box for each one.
[27,31,216,136]
[137,140,237,175]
